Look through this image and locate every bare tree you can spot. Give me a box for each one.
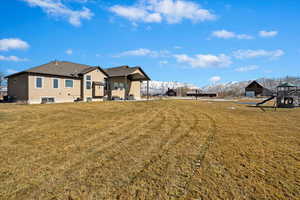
[0,71,5,87]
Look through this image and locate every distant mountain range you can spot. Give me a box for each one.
[203,77,300,96]
[141,80,198,95]
[142,76,300,96]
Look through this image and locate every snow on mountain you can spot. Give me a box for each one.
[202,76,300,96]
[141,80,198,95]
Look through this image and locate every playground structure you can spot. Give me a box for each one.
[256,82,300,108]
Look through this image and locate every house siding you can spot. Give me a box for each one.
[82,69,107,101]
[8,73,29,102]
[28,74,81,104]
[129,81,141,100]
[109,77,127,99]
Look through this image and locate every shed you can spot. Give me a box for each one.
[165,88,177,96]
[245,81,273,97]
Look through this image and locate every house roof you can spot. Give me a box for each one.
[277,82,297,87]
[5,61,108,78]
[104,65,150,80]
[245,80,264,89]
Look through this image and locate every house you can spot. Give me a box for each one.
[245,81,273,97]
[165,88,177,96]
[5,61,150,104]
[104,65,150,100]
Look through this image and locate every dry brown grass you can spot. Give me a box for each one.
[0,100,299,200]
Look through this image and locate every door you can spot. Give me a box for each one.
[93,83,104,98]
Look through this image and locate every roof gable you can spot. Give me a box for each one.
[104,65,150,80]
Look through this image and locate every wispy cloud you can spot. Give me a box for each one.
[173,46,182,49]
[0,38,29,51]
[235,65,259,72]
[259,30,278,38]
[159,60,169,65]
[6,69,19,74]
[65,49,73,55]
[23,0,93,26]
[174,53,232,68]
[209,76,221,83]
[113,48,171,58]
[109,0,216,24]
[233,49,284,59]
[211,30,254,40]
[0,55,28,62]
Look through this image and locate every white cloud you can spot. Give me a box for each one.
[65,49,73,55]
[173,46,182,49]
[211,30,254,40]
[259,30,278,38]
[233,49,284,59]
[114,48,170,58]
[0,38,29,51]
[174,53,232,68]
[159,60,168,65]
[23,0,93,26]
[209,76,221,83]
[6,69,19,74]
[109,0,216,24]
[235,65,259,72]
[0,55,28,62]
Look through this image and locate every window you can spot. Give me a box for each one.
[104,78,108,90]
[114,82,119,90]
[36,77,43,88]
[53,79,59,88]
[119,82,125,89]
[41,97,55,104]
[86,81,92,90]
[65,80,73,88]
[86,75,92,90]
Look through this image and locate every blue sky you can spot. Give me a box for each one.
[1,0,300,86]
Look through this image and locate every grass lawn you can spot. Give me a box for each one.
[0,100,299,200]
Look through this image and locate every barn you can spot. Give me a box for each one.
[245,81,273,97]
[165,88,177,96]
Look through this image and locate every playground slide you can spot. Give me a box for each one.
[256,96,275,106]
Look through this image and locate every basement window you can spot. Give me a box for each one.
[41,97,55,104]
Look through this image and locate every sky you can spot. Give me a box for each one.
[1,0,300,86]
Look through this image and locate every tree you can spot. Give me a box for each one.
[0,71,6,87]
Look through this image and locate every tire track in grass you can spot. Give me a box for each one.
[180,111,217,200]
[113,102,215,199]
[55,105,172,199]
[110,104,184,196]
[5,105,165,199]
[112,103,204,199]
[27,105,162,166]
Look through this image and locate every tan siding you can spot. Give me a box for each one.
[7,73,29,102]
[109,77,126,99]
[28,75,81,104]
[129,81,141,99]
[82,69,107,101]
[109,77,141,100]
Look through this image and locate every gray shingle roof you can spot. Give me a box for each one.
[6,61,107,78]
[104,66,150,80]
[104,66,139,77]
